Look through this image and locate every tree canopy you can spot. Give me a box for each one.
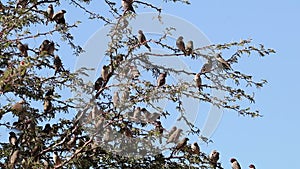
[0,0,275,168]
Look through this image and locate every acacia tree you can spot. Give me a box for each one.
[0,0,275,168]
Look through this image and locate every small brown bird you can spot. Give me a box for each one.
[42,123,52,134]
[16,0,28,8]
[39,40,55,55]
[132,106,141,122]
[168,126,177,137]
[230,158,241,169]
[129,65,140,80]
[46,4,54,25]
[249,164,256,169]
[43,95,52,113]
[11,100,25,113]
[138,30,151,52]
[54,55,65,75]
[52,10,66,25]
[194,73,202,91]
[185,40,193,56]
[9,150,19,168]
[94,77,104,91]
[53,152,62,166]
[216,53,231,70]
[167,128,182,144]
[121,0,135,13]
[209,150,220,168]
[191,142,200,155]
[113,91,120,108]
[101,65,110,82]
[200,60,212,74]
[176,36,186,55]
[17,41,28,57]
[157,73,167,87]
[174,137,189,153]
[9,132,17,146]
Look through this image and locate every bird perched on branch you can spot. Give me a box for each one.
[46,4,54,25]
[53,152,62,166]
[52,10,66,25]
[43,95,52,113]
[17,41,28,57]
[176,36,186,56]
[39,40,55,56]
[101,65,110,82]
[216,53,231,70]
[191,142,200,155]
[194,73,202,91]
[11,100,25,113]
[174,137,189,154]
[94,77,104,91]
[9,132,18,147]
[157,73,167,87]
[54,55,65,75]
[167,128,182,144]
[185,40,193,56]
[230,158,241,169]
[200,60,212,74]
[121,0,135,14]
[138,30,151,52]
[209,150,220,168]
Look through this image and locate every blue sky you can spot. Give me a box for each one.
[63,0,299,168]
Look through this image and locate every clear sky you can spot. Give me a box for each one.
[60,0,299,168]
[8,0,297,168]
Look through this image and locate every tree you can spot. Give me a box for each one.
[0,0,275,168]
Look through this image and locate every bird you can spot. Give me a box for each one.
[52,10,66,25]
[157,73,167,87]
[42,123,52,135]
[94,77,104,91]
[9,150,19,168]
[216,53,231,70]
[249,164,256,169]
[43,95,52,113]
[101,65,110,82]
[121,0,135,14]
[46,4,54,25]
[16,0,28,9]
[154,121,164,144]
[194,73,202,91]
[113,91,120,108]
[138,30,151,52]
[191,142,200,155]
[168,126,177,137]
[17,41,28,57]
[53,152,62,166]
[167,128,182,144]
[54,55,65,75]
[200,60,212,74]
[230,158,241,169]
[129,65,140,80]
[174,137,189,153]
[209,150,220,168]
[39,40,55,56]
[176,36,186,55]
[133,106,142,121]
[11,100,25,113]
[121,87,129,102]
[9,132,18,146]
[185,40,193,56]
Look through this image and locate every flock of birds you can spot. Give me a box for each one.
[5,0,250,168]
